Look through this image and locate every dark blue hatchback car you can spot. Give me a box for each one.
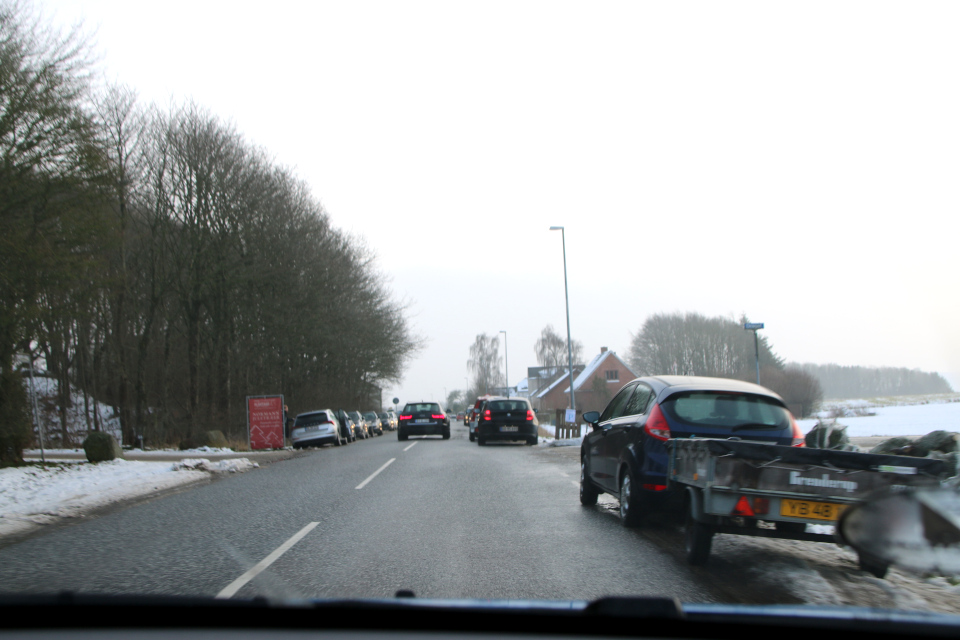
[580,375,804,526]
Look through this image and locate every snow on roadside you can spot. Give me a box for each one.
[0,456,257,539]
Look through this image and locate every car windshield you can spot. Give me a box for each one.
[661,392,791,430]
[403,403,441,414]
[3,0,960,628]
[294,413,330,427]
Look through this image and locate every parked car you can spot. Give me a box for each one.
[348,410,370,439]
[475,397,538,446]
[290,409,345,448]
[579,375,805,526]
[363,411,384,436]
[336,409,357,443]
[378,411,396,431]
[397,402,450,441]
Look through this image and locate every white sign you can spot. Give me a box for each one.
[565,408,577,424]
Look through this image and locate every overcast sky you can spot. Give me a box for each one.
[40,0,960,402]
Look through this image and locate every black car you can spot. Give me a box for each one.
[476,397,538,446]
[336,409,358,443]
[397,402,450,441]
[579,375,805,526]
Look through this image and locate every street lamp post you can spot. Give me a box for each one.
[744,322,764,384]
[549,226,576,412]
[499,330,509,397]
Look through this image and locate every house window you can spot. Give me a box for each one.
[605,370,619,381]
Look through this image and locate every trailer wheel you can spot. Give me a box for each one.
[858,554,889,579]
[685,503,714,565]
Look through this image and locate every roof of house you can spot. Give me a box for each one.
[535,365,584,399]
[561,350,636,394]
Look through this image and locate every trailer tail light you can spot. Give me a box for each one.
[642,484,667,491]
[644,403,671,441]
[732,496,755,517]
[483,409,491,421]
[790,415,805,447]
[752,497,770,515]
[526,410,534,421]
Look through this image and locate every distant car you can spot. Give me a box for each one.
[336,409,357,443]
[364,411,384,436]
[456,411,465,421]
[348,410,370,439]
[378,411,397,431]
[475,397,538,446]
[290,409,345,448]
[397,402,450,441]
[579,375,805,526]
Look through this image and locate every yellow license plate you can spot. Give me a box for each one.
[780,499,848,521]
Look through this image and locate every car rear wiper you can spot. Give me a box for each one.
[730,423,779,432]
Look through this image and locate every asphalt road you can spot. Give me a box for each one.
[0,423,776,603]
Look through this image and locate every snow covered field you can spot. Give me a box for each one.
[799,395,960,438]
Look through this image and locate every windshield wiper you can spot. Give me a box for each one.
[731,423,779,432]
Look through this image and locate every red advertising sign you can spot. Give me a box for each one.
[247,395,285,450]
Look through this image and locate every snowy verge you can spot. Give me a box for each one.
[0,457,257,539]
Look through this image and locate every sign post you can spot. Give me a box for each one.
[743,322,765,384]
[247,395,285,450]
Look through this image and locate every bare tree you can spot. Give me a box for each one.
[534,324,583,372]
[468,333,503,395]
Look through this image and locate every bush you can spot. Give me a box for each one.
[83,432,123,462]
[200,430,229,448]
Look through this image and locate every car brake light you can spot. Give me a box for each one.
[431,414,444,419]
[399,414,412,420]
[644,403,670,441]
[526,410,534,421]
[483,409,491,421]
[790,415,805,447]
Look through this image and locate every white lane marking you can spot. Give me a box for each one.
[403,441,418,452]
[216,522,319,599]
[355,457,396,490]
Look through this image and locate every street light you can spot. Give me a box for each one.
[744,322,764,384]
[499,330,508,397]
[549,226,576,412]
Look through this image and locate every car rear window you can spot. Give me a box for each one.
[404,403,441,413]
[660,392,790,430]
[294,412,329,427]
[488,400,529,412]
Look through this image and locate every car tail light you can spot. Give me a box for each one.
[526,410,534,421]
[483,409,491,421]
[431,414,444,419]
[642,484,667,491]
[790,415,805,447]
[399,414,412,420]
[644,403,670,441]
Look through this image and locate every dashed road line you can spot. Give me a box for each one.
[403,441,418,452]
[355,457,396,490]
[216,521,319,599]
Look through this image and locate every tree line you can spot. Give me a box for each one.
[0,2,419,460]
[792,363,953,399]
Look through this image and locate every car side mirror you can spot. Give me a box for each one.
[583,410,600,425]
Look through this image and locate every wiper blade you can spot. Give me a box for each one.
[731,423,779,432]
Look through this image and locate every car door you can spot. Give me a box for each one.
[605,383,656,488]
[590,382,638,492]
